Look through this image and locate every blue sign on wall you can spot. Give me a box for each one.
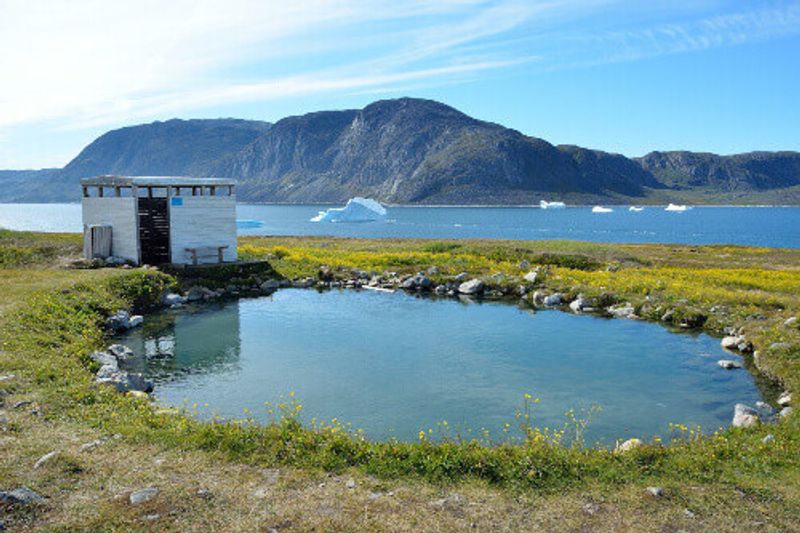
[171,197,183,206]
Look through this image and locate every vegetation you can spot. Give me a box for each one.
[1,231,799,530]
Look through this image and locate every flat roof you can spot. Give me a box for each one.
[81,175,235,187]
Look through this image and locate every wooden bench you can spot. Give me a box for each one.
[184,245,229,265]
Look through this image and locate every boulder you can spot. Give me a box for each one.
[426,266,440,276]
[543,293,562,307]
[646,487,665,498]
[97,371,153,394]
[607,304,635,319]
[453,272,469,283]
[162,293,186,306]
[129,487,159,506]
[780,406,794,418]
[569,294,592,313]
[259,280,280,294]
[90,351,118,368]
[531,290,546,306]
[732,403,760,428]
[721,336,744,350]
[457,279,484,295]
[96,364,119,380]
[777,391,792,407]
[615,438,643,453]
[523,271,538,283]
[108,344,134,360]
[106,310,131,331]
[717,360,742,370]
[0,487,44,505]
[186,286,206,302]
[292,278,316,289]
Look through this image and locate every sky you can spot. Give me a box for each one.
[1,0,799,169]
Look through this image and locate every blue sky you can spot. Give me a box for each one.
[1,0,799,168]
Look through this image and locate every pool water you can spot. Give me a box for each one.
[117,289,765,445]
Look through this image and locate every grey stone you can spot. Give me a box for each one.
[79,439,106,452]
[129,486,158,505]
[769,342,792,351]
[90,351,117,368]
[646,486,664,498]
[162,293,186,306]
[186,286,206,302]
[717,360,742,370]
[732,403,760,428]
[721,336,744,350]
[97,371,153,394]
[345,478,356,489]
[33,451,57,469]
[453,272,468,282]
[569,294,591,313]
[615,438,643,453]
[777,391,792,407]
[543,293,562,307]
[96,364,119,380]
[783,316,798,327]
[523,271,538,283]
[426,266,440,276]
[457,279,484,295]
[106,310,131,331]
[12,400,32,409]
[607,304,635,319]
[0,487,44,505]
[128,315,143,328]
[762,434,775,444]
[108,344,134,360]
[0,375,15,383]
[292,278,316,289]
[780,406,794,418]
[532,290,546,305]
[260,279,280,293]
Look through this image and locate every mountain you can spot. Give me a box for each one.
[1,98,798,204]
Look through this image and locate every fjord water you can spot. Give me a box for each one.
[1,203,799,247]
[118,290,763,445]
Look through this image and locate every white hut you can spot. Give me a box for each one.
[81,176,238,265]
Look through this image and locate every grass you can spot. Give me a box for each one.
[1,231,799,530]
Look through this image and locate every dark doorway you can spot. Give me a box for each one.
[138,197,170,264]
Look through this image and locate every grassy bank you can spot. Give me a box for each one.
[1,230,799,530]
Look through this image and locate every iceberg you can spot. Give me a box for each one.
[628,206,644,212]
[540,200,566,209]
[311,197,387,223]
[665,203,688,212]
[592,206,613,213]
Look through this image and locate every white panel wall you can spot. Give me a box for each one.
[169,195,238,264]
[82,197,139,262]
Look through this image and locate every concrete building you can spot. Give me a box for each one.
[81,176,237,265]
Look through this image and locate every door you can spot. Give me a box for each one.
[138,197,170,264]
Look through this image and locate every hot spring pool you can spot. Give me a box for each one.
[117,289,766,444]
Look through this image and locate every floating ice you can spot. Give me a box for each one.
[311,197,387,223]
[592,206,613,213]
[629,206,644,212]
[540,200,566,209]
[665,203,689,212]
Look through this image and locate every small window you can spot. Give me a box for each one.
[138,187,150,198]
[119,187,133,197]
[151,187,168,198]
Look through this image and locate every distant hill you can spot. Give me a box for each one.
[1,98,798,204]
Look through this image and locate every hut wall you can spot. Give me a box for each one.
[169,195,237,264]
[81,197,139,262]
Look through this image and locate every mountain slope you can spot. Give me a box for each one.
[0,98,798,204]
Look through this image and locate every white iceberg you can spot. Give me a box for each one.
[628,206,644,212]
[592,205,613,213]
[665,203,688,212]
[540,200,566,209]
[311,197,387,223]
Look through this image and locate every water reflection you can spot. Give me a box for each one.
[120,302,242,381]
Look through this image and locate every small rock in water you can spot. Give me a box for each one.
[721,336,744,350]
[129,487,158,505]
[33,451,58,469]
[108,344,135,360]
[0,487,45,505]
[646,487,665,498]
[717,359,742,370]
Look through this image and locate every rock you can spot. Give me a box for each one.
[646,487,664,498]
[90,351,118,368]
[79,439,106,452]
[260,280,280,293]
[755,401,775,418]
[429,493,463,509]
[569,294,592,313]
[769,342,792,351]
[345,478,356,489]
[762,434,775,443]
[128,315,143,328]
[162,293,186,306]
[96,364,119,380]
[453,272,468,282]
[0,487,45,505]
[523,271,538,283]
[607,304,635,318]
[457,279,485,295]
[106,310,131,331]
[531,290,546,306]
[292,278,316,289]
[717,360,742,370]
[186,286,206,302]
[582,502,601,516]
[318,266,334,281]
[721,336,744,350]
[780,407,793,418]
[660,310,674,322]
[426,266,440,276]
[777,391,792,407]
[108,344,134,360]
[129,487,158,505]
[683,509,696,519]
[126,390,150,399]
[543,293,562,307]
[12,400,32,409]
[783,316,798,327]
[732,403,760,428]
[615,438,643,453]
[0,375,15,383]
[33,451,57,469]
[434,285,447,295]
[97,371,153,394]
